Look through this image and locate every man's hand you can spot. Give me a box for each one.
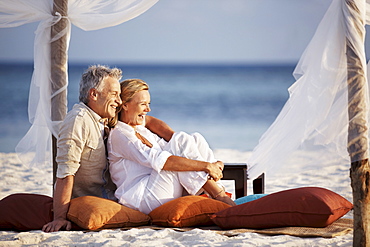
[42,219,72,232]
[43,176,74,232]
[145,116,174,142]
[206,161,224,181]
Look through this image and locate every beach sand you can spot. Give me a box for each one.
[0,150,353,246]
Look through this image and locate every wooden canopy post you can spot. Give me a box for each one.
[345,0,370,246]
[51,0,68,187]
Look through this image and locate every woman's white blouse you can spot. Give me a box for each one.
[107,121,172,209]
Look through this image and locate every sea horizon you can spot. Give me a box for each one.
[0,62,297,153]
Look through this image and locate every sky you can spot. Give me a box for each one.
[0,0,368,65]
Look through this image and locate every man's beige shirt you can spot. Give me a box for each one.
[56,103,116,199]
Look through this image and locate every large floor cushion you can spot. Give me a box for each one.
[211,187,353,229]
[149,195,231,227]
[67,196,151,230]
[0,193,53,231]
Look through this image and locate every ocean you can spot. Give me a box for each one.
[0,63,296,153]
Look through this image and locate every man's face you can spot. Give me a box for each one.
[89,76,122,118]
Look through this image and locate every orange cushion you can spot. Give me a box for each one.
[0,193,53,231]
[211,187,353,229]
[149,195,231,227]
[67,196,150,230]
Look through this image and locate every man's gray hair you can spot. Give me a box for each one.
[79,65,122,104]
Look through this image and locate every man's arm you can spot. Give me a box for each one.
[145,116,174,142]
[42,176,74,232]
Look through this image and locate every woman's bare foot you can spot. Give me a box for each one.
[202,179,236,206]
[213,191,237,206]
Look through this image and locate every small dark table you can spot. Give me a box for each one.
[223,163,265,199]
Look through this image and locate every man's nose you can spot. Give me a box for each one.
[116,95,122,105]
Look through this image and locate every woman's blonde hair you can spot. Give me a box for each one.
[107,79,149,128]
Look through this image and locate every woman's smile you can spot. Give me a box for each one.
[121,90,151,127]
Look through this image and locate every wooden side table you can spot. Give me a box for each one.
[223,163,265,199]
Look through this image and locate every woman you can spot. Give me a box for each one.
[107,79,235,214]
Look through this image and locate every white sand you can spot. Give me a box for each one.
[0,151,353,246]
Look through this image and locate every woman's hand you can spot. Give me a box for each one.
[206,161,224,181]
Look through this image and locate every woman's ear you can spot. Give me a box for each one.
[121,103,128,111]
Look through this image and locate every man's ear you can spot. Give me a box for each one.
[89,88,98,102]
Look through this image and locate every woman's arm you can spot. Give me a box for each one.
[162,156,224,181]
[145,116,174,142]
[109,125,172,173]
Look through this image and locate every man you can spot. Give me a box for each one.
[42,65,174,232]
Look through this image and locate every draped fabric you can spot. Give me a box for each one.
[1,0,370,185]
[247,0,370,181]
[0,0,158,166]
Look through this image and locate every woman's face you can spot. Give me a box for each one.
[123,90,151,127]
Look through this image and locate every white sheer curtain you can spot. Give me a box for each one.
[2,0,370,183]
[247,0,370,182]
[0,0,158,166]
